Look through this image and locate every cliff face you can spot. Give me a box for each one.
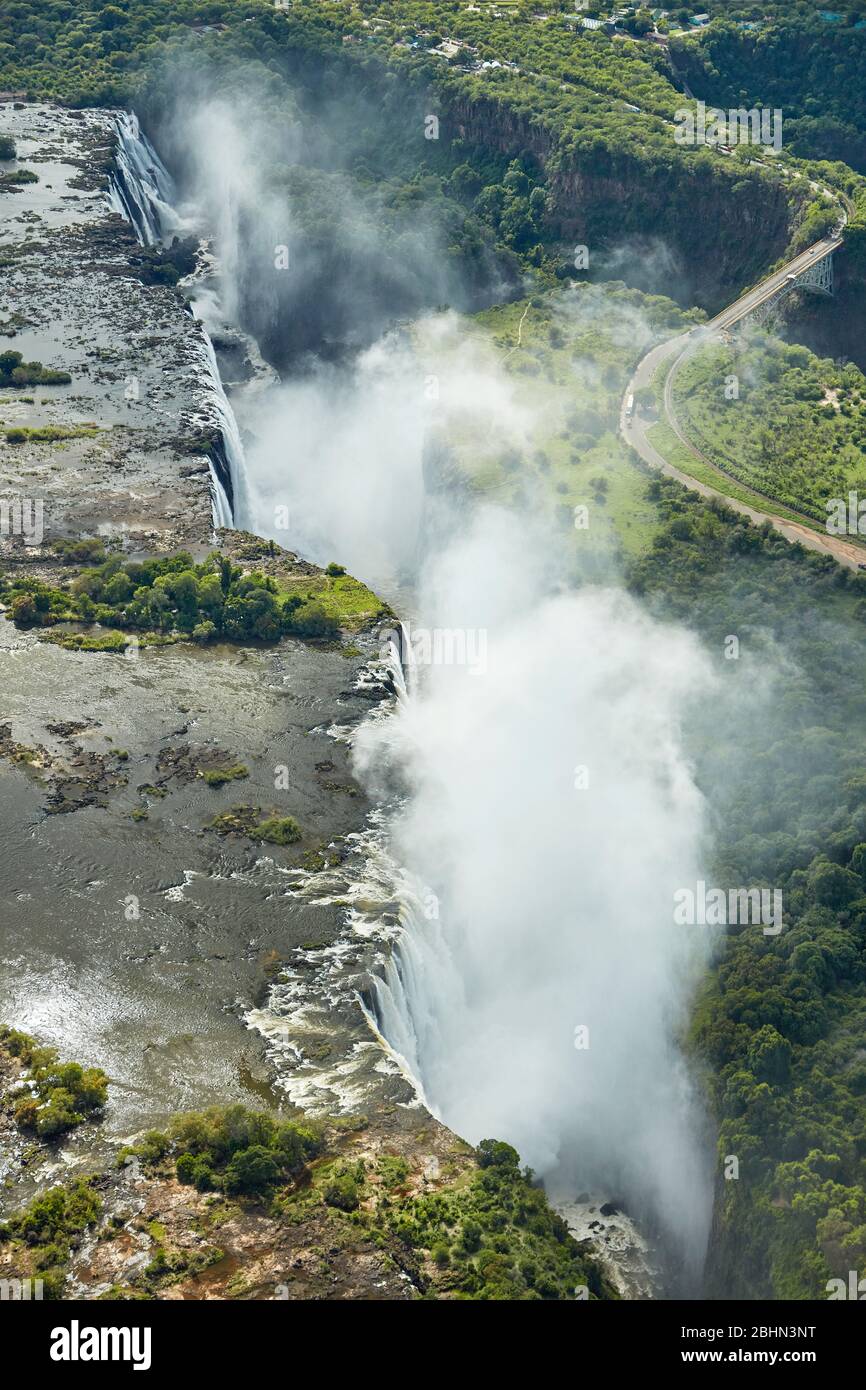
[701,1173,771,1301]
[443,91,798,310]
[781,254,866,374]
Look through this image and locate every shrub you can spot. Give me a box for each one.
[132,1130,171,1164]
[3,1030,108,1139]
[285,602,340,640]
[322,1173,361,1217]
[254,816,302,845]
[476,1139,520,1171]
[175,1152,215,1191]
[224,1145,281,1196]
[6,1179,100,1279]
[0,351,70,387]
[203,764,248,787]
[459,1221,482,1253]
[377,1154,410,1188]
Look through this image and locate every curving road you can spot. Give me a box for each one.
[620,234,866,570]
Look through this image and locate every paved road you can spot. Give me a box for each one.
[621,239,866,570]
[706,233,843,332]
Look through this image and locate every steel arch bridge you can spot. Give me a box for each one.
[737,245,836,331]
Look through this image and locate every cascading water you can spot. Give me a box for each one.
[109,110,247,529]
[109,110,184,247]
[186,329,241,528]
[350,547,719,1291]
[109,89,716,1288]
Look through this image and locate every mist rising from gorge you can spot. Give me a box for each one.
[238,297,718,1272]
[354,512,718,1274]
[149,64,514,368]
[148,84,722,1273]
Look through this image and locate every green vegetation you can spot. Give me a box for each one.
[202,764,248,787]
[5,424,94,444]
[456,283,699,561]
[207,806,303,845]
[0,1180,101,1298]
[0,135,15,159]
[149,1104,326,1197]
[0,168,38,189]
[670,337,866,524]
[344,1132,612,1299]
[629,476,866,1298]
[0,0,838,312]
[0,1026,108,1139]
[42,628,132,653]
[53,536,112,565]
[0,548,381,643]
[673,8,866,173]
[119,1103,614,1299]
[274,569,389,632]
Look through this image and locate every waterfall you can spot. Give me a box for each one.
[109,109,248,529]
[109,110,184,247]
[351,572,717,1279]
[188,323,245,527]
[380,622,418,704]
[355,626,445,1096]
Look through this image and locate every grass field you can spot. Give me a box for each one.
[668,337,866,524]
[453,286,703,563]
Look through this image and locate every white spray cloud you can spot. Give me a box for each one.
[172,99,296,325]
[241,314,536,593]
[146,99,722,1260]
[353,508,718,1268]
[235,292,719,1267]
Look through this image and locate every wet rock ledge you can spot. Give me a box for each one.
[0,103,397,1162]
[0,102,216,554]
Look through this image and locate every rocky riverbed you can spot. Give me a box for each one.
[0,102,642,1301]
[0,104,413,1181]
[0,103,219,554]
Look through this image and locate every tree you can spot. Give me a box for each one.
[103,571,133,605]
[809,861,862,909]
[196,573,224,620]
[323,1170,361,1211]
[476,1138,520,1171]
[748,1025,792,1085]
[460,1220,482,1252]
[10,592,38,626]
[224,1145,281,1195]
